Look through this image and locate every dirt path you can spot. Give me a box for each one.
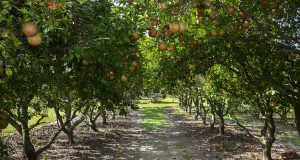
[4,105,299,160]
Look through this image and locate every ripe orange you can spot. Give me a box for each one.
[218,29,226,36]
[170,22,180,32]
[47,1,58,10]
[82,59,89,66]
[191,2,199,8]
[228,7,235,14]
[121,75,128,82]
[205,1,212,8]
[22,23,38,37]
[127,0,134,4]
[243,20,250,29]
[178,35,185,43]
[131,61,138,67]
[158,41,167,51]
[132,33,140,41]
[178,21,186,32]
[27,34,42,46]
[148,29,158,38]
[160,3,168,9]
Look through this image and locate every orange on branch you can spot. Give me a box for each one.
[179,35,185,43]
[211,30,218,37]
[191,2,199,8]
[22,23,38,37]
[47,1,58,10]
[132,33,140,41]
[178,21,186,32]
[160,3,168,9]
[27,34,42,46]
[127,0,134,4]
[148,29,158,38]
[158,41,168,51]
[243,20,250,29]
[82,59,89,66]
[121,75,128,82]
[228,7,235,14]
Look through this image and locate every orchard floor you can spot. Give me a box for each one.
[3,100,299,160]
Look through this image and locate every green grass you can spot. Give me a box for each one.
[175,141,187,149]
[2,109,57,135]
[139,97,178,131]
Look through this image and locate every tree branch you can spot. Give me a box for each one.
[29,115,47,130]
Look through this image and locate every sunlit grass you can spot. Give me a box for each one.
[2,109,57,135]
[139,97,178,131]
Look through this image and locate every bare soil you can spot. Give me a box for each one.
[3,106,299,160]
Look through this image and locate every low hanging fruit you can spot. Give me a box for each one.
[82,59,89,66]
[269,101,277,108]
[129,66,136,72]
[243,20,250,29]
[179,35,185,43]
[228,7,235,14]
[27,34,42,46]
[168,46,176,51]
[132,33,140,41]
[151,18,158,26]
[47,1,58,10]
[130,53,137,59]
[205,1,212,8]
[178,21,186,32]
[158,41,167,51]
[160,3,168,9]
[211,30,218,37]
[191,2,199,8]
[131,61,138,67]
[166,31,172,37]
[22,23,38,37]
[108,99,113,103]
[127,0,134,4]
[197,8,206,16]
[218,29,226,36]
[108,71,115,79]
[170,22,180,32]
[196,39,203,45]
[238,12,244,17]
[121,75,128,82]
[148,29,158,38]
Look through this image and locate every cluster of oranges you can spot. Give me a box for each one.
[22,23,42,46]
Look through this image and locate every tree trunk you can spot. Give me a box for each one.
[21,104,38,160]
[194,98,200,120]
[184,96,188,113]
[293,101,300,136]
[199,99,207,125]
[219,114,225,135]
[102,111,107,125]
[179,97,183,108]
[188,98,192,115]
[210,107,215,130]
[90,119,98,132]
[261,109,276,160]
[215,104,225,136]
[65,129,75,144]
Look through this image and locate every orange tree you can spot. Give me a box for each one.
[0,0,143,159]
[122,0,299,159]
